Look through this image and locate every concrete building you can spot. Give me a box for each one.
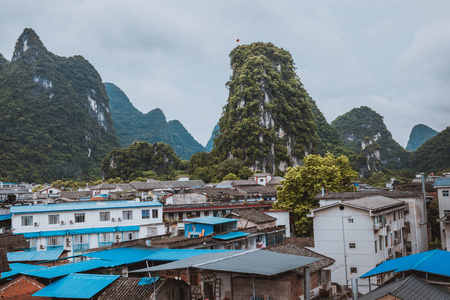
[433,176,450,250]
[308,195,407,291]
[10,200,164,256]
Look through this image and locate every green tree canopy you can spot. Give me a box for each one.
[273,153,358,236]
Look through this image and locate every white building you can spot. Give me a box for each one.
[433,176,450,250]
[308,195,407,291]
[10,200,164,257]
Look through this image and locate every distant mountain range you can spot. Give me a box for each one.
[406,124,438,152]
[105,82,205,160]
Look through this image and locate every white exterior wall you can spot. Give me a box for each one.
[310,205,405,292]
[12,204,164,257]
[399,197,428,254]
[437,186,450,250]
[263,210,291,237]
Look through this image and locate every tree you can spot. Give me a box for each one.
[273,153,358,236]
[222,173,239,181]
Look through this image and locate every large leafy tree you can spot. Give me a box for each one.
[273,153,358,236]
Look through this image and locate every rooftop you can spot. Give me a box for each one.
[97,277,162,300]
[130,180,206,190]
[360,249,450,278]
[7,249,64,262]
[33,273,119,299]
[359,275,450,300]
[311,195,406,214]
[185,216,238,225]
[433,177,450,187]
[226,209,276,224]
[1,263,46,279]
[0,234,28,251]
[134,249,319,276]
[315,190,422,200]
[10,200,162,214]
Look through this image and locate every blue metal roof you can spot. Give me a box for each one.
[433,178,450,187]
[11,200,162,214]
[7,249,64,262]
[17,226,140,239]
[0,214,11,221]
[83,246,229,264]
[0,263,46,279]
[360,250,450,278]
[33,273,119,298]
[186,216,238,225]
[138,276,159,285]
[23,259,121,279]
[213,231,250,240]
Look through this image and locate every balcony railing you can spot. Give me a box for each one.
[98,241,113,247]
[48,245,64,250]
[73,243,89,252]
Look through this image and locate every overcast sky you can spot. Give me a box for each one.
[1,1,450,147]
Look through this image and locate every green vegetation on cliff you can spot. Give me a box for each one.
[409,126,450,173]
[331,106,409,170]
[0,29,119,183]
[212,42,317,173]
[101,141,186,181]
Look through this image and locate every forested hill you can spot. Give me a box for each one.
[409,126,450,173]
[331,106,409,171]
[0,28,119,182]
[406,124,438,152]
[212,42,344,173]
[105,82,204,160]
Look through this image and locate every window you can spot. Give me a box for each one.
[374,241,377,253]
[74,213,85,223]
[348,218,354,223]
[443,190,449,197]
[48,214,60,225]
[122,210,133,220]
[204,211,209,217]
[350,267,358,273]
[99,233,113,243]
[26,238,37,250]
[74,234,88,244]
[123,231,137,241]
[142,209,150,219]
[152,209,158,218]
[47,236,63,247]
[393,211,396,221]
[385,236,388,247]
[379,236,383,251]
[21,216,33,226]
[349,243,356,249]
[100,212,110,221]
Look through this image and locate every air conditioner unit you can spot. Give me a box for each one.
[118,217,122,222]
[66,238,70,247]
[69,220,74,224]
[61,221,65,225]
[40,245,45,249]
[111,218,116,222]
[34,222,39,227]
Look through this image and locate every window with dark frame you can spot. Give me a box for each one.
[349,243,356,249]
[152,209,158,218]
[74,213,85,223]
[142,210,150,219]
[350,267,357,273]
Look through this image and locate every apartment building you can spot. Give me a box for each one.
[10,200,164,256]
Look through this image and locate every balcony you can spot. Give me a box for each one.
[98,241,113,247]
[373,223,381,231]
[47,245,64,250]
[73,243,89,252]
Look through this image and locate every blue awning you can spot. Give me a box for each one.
[213,231,250,240]
[33,273,119,298]
[7,249,64,262]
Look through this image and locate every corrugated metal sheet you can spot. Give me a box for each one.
[0,214,11,221]
[213,231,250,240]
[16,226,140,239]
[433,177,450,187]
[138,276,159,285]
[360,249,450,278]
[0,263,46,279]
[186,216,238,225]
[23,259,121,279]
[7,249,64,262]
[133,250,319,276]
[83,246,228,264]
[33,273,119,298]
[11,200,162,214]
